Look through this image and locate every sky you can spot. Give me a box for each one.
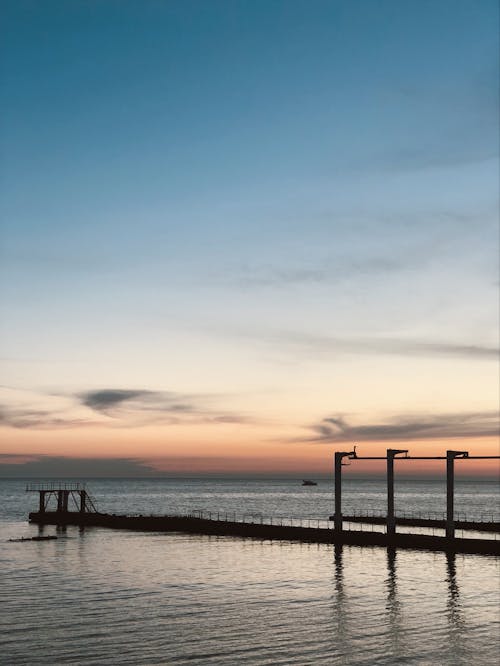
[0,0,498,478]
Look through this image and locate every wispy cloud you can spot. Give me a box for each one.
[0,453,319,477]
[305,411,499,443]
[77,388,250,426]
[79,389,194,416]
[234,256,408,288]
[256,330,498,361]
[0,387,251,430]
[0,454,158,477]
[0,405,98,430]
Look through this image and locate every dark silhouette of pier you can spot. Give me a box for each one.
[26,449,500,556]
[330,513,500,532]
[26,481,98,514]
[332,448,498,540]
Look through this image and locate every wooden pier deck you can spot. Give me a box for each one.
[28,510,500,556]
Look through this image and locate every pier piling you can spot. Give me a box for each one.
[446,450,468,540]
[334,449,357,534]
[387,449,408,537]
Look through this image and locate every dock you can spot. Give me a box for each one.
[25,448,500,556]
[28,509,500,555]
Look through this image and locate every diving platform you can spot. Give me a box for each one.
[26,481,98,514]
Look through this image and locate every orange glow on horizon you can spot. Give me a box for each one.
[1,425,498,477]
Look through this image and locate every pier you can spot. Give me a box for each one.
[26,449,500,556]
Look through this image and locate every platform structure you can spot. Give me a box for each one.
[24,449,499,556]
[26,481,98,514]
[332,449,500,540]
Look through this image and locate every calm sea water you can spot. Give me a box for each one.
[1,478,499,665]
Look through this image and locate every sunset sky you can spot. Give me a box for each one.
[1,0,498,478]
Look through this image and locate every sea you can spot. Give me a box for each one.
[1,477,499,665]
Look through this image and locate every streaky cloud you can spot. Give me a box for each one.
[79,388,195,416]
[77,387,251,426]
[234,256,407,288]
[305,411,499,443]
[261,331,498,361]
[81,389,154,411]
[0,388,252,430]
[0,454,158,477]
[0,405,98,430]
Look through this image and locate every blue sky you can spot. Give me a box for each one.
[0,0,498,475]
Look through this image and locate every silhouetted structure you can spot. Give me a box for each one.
[387,449,408,537]
[25,450,500,556]
[333,450,356,533]
[446,451,468,539]
[332,449,497,541]
[26,509,500,555]
[26,482,97,514]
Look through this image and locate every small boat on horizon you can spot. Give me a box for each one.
[302,479,317,486]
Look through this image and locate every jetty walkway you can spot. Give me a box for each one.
[28,508,500,556]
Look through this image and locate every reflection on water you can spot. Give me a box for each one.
[331,545,348,662]
[385,547,403,659]
[446,552,462,620]
[1,479,499,665]
[445,551,468,663]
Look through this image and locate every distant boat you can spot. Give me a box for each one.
[302,479,317,486]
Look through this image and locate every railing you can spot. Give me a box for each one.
[26,481,87,492]
[92,508,499,526]
[102,509,497,539]
[33,506,498,540]
[187,511,499,540]
[333,509,500,523]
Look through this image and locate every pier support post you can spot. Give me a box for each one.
[446,450,468,539]
[387,449,408,538]
[39,491,46,513]
[57,490,64,512]
[334,453,343,534]
[334,450,357,535]
[79,490,87,513]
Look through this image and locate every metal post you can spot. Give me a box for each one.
[334,452,343,534]
[57,490,64,512]
[387,449,408,538]
[446,453,454,539]
[39,491,46,513]
[62,490,69,512]
[334,449,357,535]
[387,453,394,537]
[446,450,468,539]
[80,490,87,513]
